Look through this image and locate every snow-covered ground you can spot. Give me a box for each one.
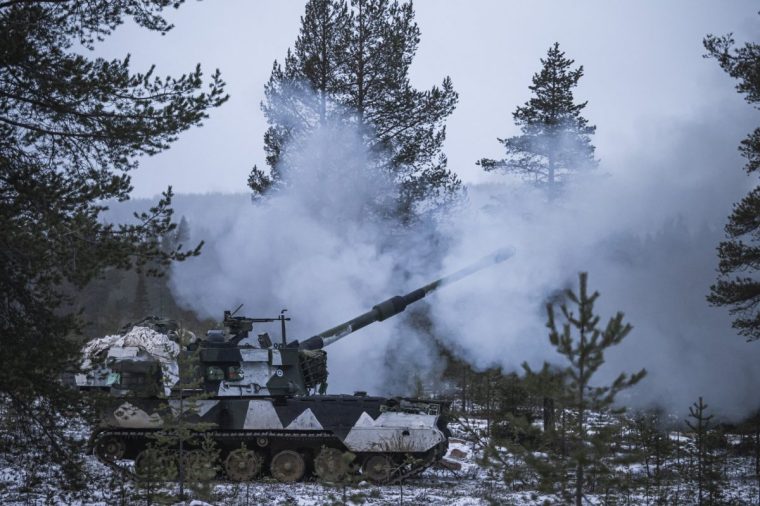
[0,425,546,506]
[1,418,759,505]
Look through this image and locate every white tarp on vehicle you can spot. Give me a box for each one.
[80,326,180,394]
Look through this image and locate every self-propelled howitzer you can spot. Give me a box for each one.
[88,249,514,484]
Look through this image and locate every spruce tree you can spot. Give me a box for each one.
[251,0,461,220]
[0,0,226,487]
[705,23,760,341]
[478,43,597,197]
[524,272,646,505]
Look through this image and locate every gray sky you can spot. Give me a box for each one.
[93,0,760,198]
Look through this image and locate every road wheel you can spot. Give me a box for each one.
[94,435,125,461]
[270,450,306,483]
[224,448,262,481]
[314,447,351,482]
[362,454,393,483]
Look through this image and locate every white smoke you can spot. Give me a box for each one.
[169,119,413,394]
[160,89,760,419]
[429,97,760,419]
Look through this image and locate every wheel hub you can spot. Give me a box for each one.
[224,448,262,481]
[270,450,305,483]
[314,447,351,482]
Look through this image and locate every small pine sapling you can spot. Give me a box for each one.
[632,408,677,505]
[524,272,646,505]
[685,397,724,505]
[143,329,218,503]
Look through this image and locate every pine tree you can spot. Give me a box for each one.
[632,408,676,505]
[524,272,646,505]
[478,372,546,490]
[251,0,461,220]
[0,0,226,487]
[137,330,217,503]
[253,0,350,194]
[522,362,565,439]
[705,22,760,341]
[478,43,597,197]
[685,397,724,505]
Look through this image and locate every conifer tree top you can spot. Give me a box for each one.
[478,42,597,196]
[516,42,593,136]
[251,0,461,221]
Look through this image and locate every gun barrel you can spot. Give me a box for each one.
[297,248,514,350]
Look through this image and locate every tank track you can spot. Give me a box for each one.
[90,428,440,484]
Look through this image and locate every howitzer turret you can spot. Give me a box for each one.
[295,247,514,351]
[194,247,515,398]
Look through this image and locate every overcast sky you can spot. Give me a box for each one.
[94,1,760,197]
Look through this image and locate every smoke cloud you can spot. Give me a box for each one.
[167,119,414,395]
[144,89,760,420]
[431,96,760,419]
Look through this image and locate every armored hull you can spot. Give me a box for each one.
[92,394,450,482]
